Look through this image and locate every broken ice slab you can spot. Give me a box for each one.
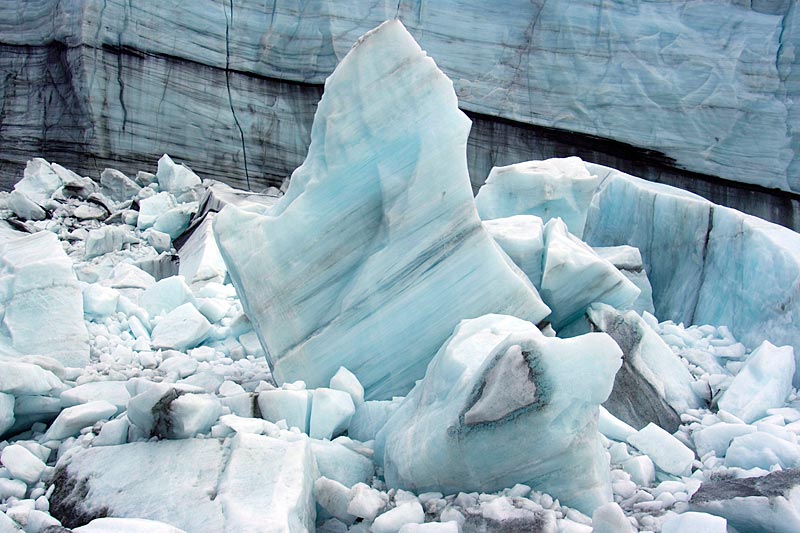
[475,157,600,238]
[626,423,695,477]
[482,215,545,287]
[0,231,89,366]
[376,314,621,514]
[587,303,702,432]
[717,341,795,424]
[176,216,227,287]
[49,433,317,532]
[689,468,800,533]
[214,21,549,399]
[540,219,639,331]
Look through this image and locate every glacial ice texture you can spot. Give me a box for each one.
[214,20,549,399]
[376,314,622,515]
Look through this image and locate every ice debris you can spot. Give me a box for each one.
[475,156,600,238]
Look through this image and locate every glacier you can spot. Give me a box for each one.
[214,20,549,399]
[1,12,800,533]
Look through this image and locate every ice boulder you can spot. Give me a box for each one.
[127,384,220,439]
[156,154,201,197]
[540,219,639,331]
[100,168,141,202]
[0,231,89,366]
[661,512,726,533]
[41,401,118,441]
[214,20,549,399]
[376,314,622,514]
[627,423,695,477]
[84,226,138,259]
[14,158,62,205]
[475,157,600,237]
[690,468,800,533]
[717,341,795,423]
[587,303,702,432]
[150,303,211,351]
[73,517,186,533]
[49,434,317,531]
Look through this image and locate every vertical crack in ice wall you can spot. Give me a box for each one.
[222,0,250,190]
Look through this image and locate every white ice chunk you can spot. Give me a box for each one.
[14,159,61,205]
[7,190,45,220]
[329,367,365,407]
[475,157,600,238]
[591,502,634,533]
[692,423,756,458]
[100,168,141,202]
[627,423,695,476]
[42,400,117,440]
[137,191,177,230]
[176,216,227,286]
[213,20,549,399]
[82,284,120,317]
[372,501,425,533]
[60,381,130,413]
[593,245,655,315]
[377,314,621,514]
[482,215,545,287]
[151,303,211,351]
[621,455,655,487]
[310,439,374,488]
[662,512,726,533]
[718,341,795,424]
[156,154,201,196]
[0,231,89,366]
[139,276,194,318]
[73,517,186,533]
[589,303,702,431]
[0,444,46,484]
[540,219,639,330]
[347,482,388,521]
[93,417,130,447]
[310,388,355,440]
[85,226,137,259]
[724,432,800,470]
[315,476,356,524]
[153,203,196,239]
[167,393,222,438]
[0,361,63,396]
[598,406,637,442]
[108,263,155,290]
[51,434,317,532]
[258,389,312,433]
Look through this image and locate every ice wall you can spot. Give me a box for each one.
[584,163,800,384]
[1,1,798,223]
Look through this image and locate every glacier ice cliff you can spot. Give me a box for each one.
[214,20,549,399]
[1,1,799,228]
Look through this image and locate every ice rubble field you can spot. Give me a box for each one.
[2,20,800,533]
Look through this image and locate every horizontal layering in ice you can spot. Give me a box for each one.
[214,20,549,399]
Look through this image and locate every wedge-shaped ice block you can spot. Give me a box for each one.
[375,314,621,514]
[587,303,702,432]
[214,21,549,399]
[540,219,639,330]
[475,157,600,238]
